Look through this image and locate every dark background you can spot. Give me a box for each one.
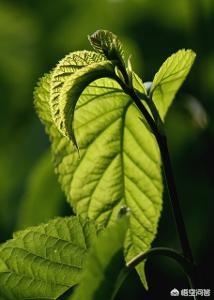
[0,0,213,299]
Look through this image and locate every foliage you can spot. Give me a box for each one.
[0,28,196,299]
[0,217,97,299]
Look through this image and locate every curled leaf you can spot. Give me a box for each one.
[50,51,115,148]
[88,30,125,65]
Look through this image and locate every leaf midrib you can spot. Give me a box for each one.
[120,101,132,213]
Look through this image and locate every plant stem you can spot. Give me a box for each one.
[115,78,159,136]
[126,247,194,274]
[157,133,200,298]
[156,133,194,263]
[126,247,198,300]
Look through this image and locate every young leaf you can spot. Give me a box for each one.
[151,49,196,119]
[34,69,163,287]
[50,51,115,147]
[0,217,97,300]
[88,30,125,64]
[70,217,128,300]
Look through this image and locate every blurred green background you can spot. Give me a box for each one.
[0,0,213,298]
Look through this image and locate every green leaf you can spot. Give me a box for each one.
[34,61,163,287]
[151,49,196,120]
[0,217,97,300]
[50,51,115,147]
[71,217,128,300]
[16,150,64,230]
[88,30,125,64]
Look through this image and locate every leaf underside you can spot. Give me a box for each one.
[34,51,163,285]
[0,217,96,300]
[50,51,114,146]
